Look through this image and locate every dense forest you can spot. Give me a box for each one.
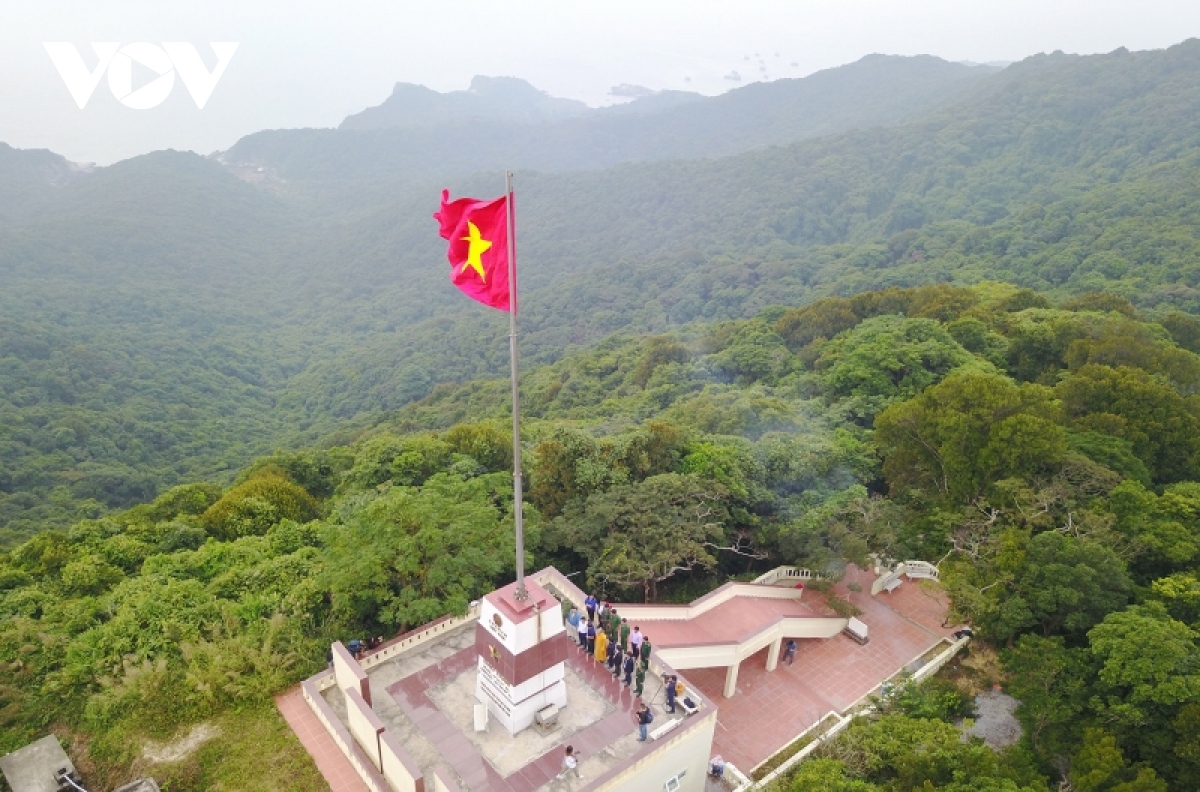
[5,43,1200,546]
[2,283,1199,789]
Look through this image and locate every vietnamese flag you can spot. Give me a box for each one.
[433,189,513,312]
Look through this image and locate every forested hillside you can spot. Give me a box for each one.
[4,42,1200,546]
[2,284,1197,790]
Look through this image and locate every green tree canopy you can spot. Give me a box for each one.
[875,371,1066,503]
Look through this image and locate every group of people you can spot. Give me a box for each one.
[347,636,384,660]
[564,595,656,697]
[324,635,384,667]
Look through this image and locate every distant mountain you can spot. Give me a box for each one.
[223,54,1000,206]
[341,75,591,130]
[0,143,88,223]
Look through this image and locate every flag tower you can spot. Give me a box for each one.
[434,174,568,734]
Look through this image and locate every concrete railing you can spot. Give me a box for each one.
[911,636,968,683]
[723,761,753,789]
[751,567,820,587]
[310,630,435,792]
[904,561,940,581]
[871,560,941,595]
[360,604,481,671]
[656,615,847,671]
[531,567,587,610]
[311,668,338,693]
[536,566,809,621]
[613,581,805,622]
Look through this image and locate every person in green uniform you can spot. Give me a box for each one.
[640,635,652,665]
[634,662,646,697]
[619,618,630,652]
[608,608,620,640]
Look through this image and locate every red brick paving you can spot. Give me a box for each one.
[276,686,369,792]
[628,593,827,649]
[679,566,955,773]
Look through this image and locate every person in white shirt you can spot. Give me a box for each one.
[562,745,583,779]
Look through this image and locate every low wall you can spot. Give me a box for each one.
[614,582,804,622]
[361,606,480,671]
[431,768,461,792]
[332,641,371,706]
[311,668,337,693]
[872,560,941,595]
[656,615,846,671]
[345,687,385,772]
[751,567,819,587]
[871,563,906,596]
[592,709,718,792]
[380,732,425,792]
[300,680,389,792]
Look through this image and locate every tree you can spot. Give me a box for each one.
[528,425,606,518]
[1003,635,1094,762]
[551,473,733,601]
[773,486,899,573]
[815,315,976,423]
[986,532,1131,643]
[1058,364,1200,483]
[320,474,514,629]
[202,468,319,541]
[875,371,1065,503]
[1078,605,1200,785]
[1088,605,1200,729]
[709,321,795,385]
[443,422,513,473]
[785,758,880,792]
[776,297,858,350]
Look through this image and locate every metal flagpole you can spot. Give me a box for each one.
[506,170,528,601]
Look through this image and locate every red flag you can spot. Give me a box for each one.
[433,189,513,312]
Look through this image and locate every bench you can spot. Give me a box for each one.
[883,577,903,594]
[679,697,699,717]
[844,616,869,645]
[649,717,683,741]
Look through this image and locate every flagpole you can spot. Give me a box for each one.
[506,170,527,602]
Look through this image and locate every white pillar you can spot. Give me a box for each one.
[723,661,741,698]
[766,636,782,672]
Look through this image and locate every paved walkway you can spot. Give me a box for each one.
[276,687,368,792]
[627,592,830,649]
[682,566,955,772]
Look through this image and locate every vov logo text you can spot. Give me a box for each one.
[44,42,239,110]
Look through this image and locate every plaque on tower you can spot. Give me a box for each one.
[474,578,569,734]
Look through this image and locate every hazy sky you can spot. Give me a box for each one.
[3,0,1199,165]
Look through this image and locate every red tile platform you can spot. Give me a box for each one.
[682,566,955,772]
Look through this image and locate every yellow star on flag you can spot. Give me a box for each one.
[460,221,493,282]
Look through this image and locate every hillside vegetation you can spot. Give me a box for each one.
[3,41,1200,553]
[2,284,1199,789]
